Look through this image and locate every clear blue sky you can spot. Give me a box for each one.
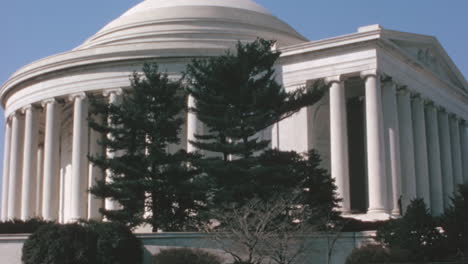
[0,0,467,195]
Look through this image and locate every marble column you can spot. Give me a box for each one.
[103,89,123,212]
[396,87,417,209]
[20,105,39,220]
[382,81,402,216]
[461,121,468,183]
[1,118,12,220]
[411,95,431,207]
[42,99,61,221]
[438,108,454,209]
[449,115,463,187]
[7,112,25,219]
[36,145,44,217]
[326,76,350,212]
[187,95,198,153]
[361,71,387,214]
[69,93,89,221]
[88,114,104,220]
[425,102,444,215]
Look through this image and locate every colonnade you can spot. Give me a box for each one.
[327,71,468,216]
[0,89,123,222]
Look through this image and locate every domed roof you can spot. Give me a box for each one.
[76,0,307,50]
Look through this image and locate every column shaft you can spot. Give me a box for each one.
[21,106,39,220]
[382,82,402,215]
[461,122,468,183]
[362,73,387,213]
[425,104,444,215]
[1,120,12,220]
[7,113,24,219]
[449,117,463,186]
[187,95,198,153]
[411,96,431,206]
[36,145,44,217]
[438,110,454,208]
[328,79,351,212]
[88,115,104,220]
[42,100,61,221]
[104,90,122,211]
[397,89,417,209]
[70,94,89,221]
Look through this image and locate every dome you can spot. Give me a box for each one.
[76,0,307,50]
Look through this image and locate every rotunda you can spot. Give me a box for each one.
[0,0,307,223]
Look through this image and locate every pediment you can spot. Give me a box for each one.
[386,37,467,92]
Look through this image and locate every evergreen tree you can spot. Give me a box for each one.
[184,39,335,213]
[88,63,207,231]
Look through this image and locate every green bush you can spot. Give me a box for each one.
[153,248,222,264]
[0,218,52,234]
[376,199,447,262]
[85,221,143,264]
[22,221,143,264]
[441,183,468,259]
[22,223,97,264]
[345,244,410,264]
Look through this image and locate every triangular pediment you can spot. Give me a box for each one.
[383,33,467,93]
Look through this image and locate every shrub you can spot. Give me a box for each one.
[441,183,468,258]
[84,221,143,264]
[345,244,410,264]
[376,199,447,262]
[22,223,97,264]
[153,248,222,264]
[0,218,52,234]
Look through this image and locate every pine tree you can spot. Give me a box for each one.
[184,39,335,213]
[88,63,207,231]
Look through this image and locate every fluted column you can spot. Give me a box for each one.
[361,71,387,214]
[425,102,444,215]
[103,89,123,212]
[187,95,197,153]
[382,81,402,215]
[36,144,44,217]
[1,118,12,220]
[461,121,468,183]
[20,105,39,220]
[88,114,104,220]
[449,115,463,186]
[411,95,431,207]
[42,99,61,221]
[7,112,25,219]
[69,93,89,221]
[438,108,454,209]
[326,76,350,212]
[396,87,417,209]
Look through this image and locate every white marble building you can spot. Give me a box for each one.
[0,0,467,223]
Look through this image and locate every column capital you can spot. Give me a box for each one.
[448,113,459,121]
[103,88,123,97]
[410,92,422,100]
[360,69,378,80]
[68,92,87,102]
[437,106,447,113]
[20,104,39,114]
[41,98,57,107]
[325,75,344,85]
[424,99,435,108]
[396,85,410,96]
[8,111,22,120]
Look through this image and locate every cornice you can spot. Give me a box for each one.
[280,29,382,57]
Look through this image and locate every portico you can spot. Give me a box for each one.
[277,24,468,219]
